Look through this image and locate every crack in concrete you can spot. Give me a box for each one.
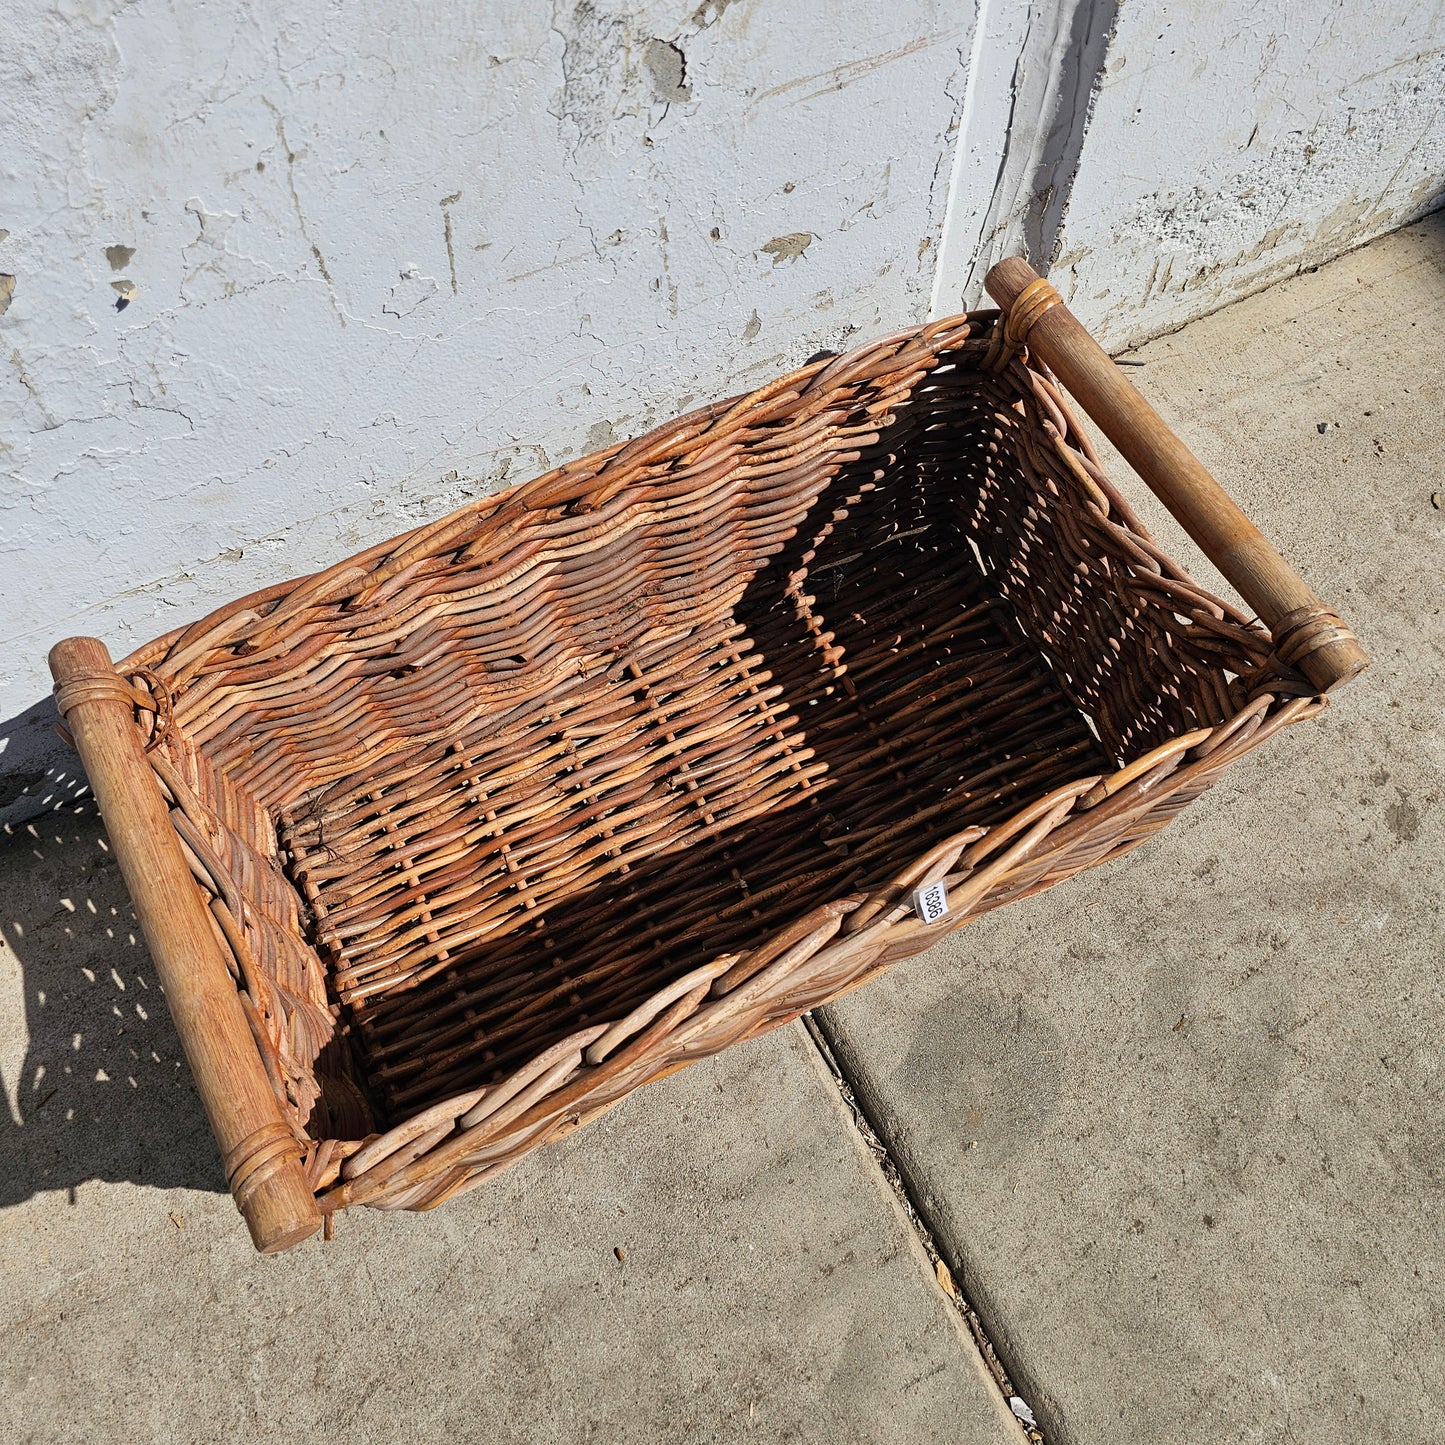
[801,1011,1046,1443]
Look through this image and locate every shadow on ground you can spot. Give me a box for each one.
[0,800,226,1209]
[0,695,92,827]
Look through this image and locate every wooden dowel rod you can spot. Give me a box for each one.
[49,636,322,1254]
[984,258,1368,692]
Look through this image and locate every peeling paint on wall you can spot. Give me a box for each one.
[1051,2,1445,349]
[761,233,815,266]
[642,38,691,104]
[0,0,974,794]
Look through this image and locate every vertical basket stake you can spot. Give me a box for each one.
[49,636,322,1254]
[984,258,1368,693]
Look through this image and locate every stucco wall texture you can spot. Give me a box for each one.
[1054,1,1445,347]
[2,0,1441,807]
[0,0,972,768]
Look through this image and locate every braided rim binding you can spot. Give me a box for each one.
[225,1119,307,1212]
[54,667,176,753]
[989,276,1063,373]
[1272,605,1361,675]
[53,672,141,717]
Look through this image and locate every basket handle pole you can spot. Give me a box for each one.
[983,258,1368,692]
[49,636,323,1253]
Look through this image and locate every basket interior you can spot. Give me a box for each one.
[168,345,1257,1135]
[270,372,1133,1131]
[285,482,1109,1125]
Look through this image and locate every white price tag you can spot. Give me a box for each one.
[911,879,950,925]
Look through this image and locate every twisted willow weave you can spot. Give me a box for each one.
[68,302,1337,1235]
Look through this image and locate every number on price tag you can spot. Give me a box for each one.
[911,879,950,925]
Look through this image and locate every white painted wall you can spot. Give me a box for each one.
[3,0,1442,813]
[1044,0,1445,348]
[931,0,1118,310]
[1,0,973,807]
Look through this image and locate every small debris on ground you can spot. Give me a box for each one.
[1431,492,1442,510]
[168,1212,184,1230]
[613,1245,626,1263]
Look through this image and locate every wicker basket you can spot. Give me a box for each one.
[50,261,1365,1251]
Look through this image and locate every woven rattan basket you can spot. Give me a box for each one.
[50,261,1365,1251]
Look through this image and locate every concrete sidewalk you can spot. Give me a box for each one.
[3,216,1441,1443]
[0,805,1023,1443]
[821,214,1445,1443]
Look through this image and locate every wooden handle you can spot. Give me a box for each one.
[49,637,322,1253]
[984,258,1368,692]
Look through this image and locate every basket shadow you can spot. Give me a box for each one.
[335,414,1113,1128]
[0,802,227,1210]
[0,695,91,830]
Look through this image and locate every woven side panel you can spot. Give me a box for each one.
[151,735,370,1140]
[946,362,1278,762]
[160,353,929,814]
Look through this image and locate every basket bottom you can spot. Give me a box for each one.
[283,475,1112,1129]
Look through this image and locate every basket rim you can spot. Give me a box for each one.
[77,303,1328,1219]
